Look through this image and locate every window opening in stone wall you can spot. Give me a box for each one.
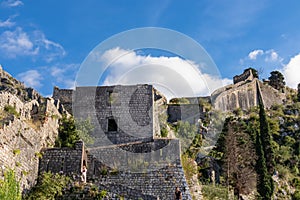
[107,91,120,106]
[108,118,118,132]
[61,157,65,171]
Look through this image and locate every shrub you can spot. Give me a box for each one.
[0,169,21,200]
[13,149,21,155]
[4,105,20,118]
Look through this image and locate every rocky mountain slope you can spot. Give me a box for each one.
[0,66,64,191]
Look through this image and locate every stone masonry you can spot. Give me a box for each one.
[50,84,192,199]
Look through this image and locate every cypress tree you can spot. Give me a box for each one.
[255,132,272,200]
[256,81,275,196]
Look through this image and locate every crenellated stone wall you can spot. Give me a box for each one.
[233,68,254,84]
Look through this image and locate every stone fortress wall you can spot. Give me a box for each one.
[50,84,192,199]
[212,69,285,111]
[233,68,254,84]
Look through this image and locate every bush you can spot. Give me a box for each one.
[201,184,229,200]
[161,127,168,137]
[4,105,20,118]
[0,169,21,200]
[24,172,70,200]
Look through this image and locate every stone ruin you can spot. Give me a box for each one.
[39,84,192,199]
[233,68,254,84]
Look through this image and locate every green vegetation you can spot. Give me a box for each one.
[269,70,286,92]
[55,115,94,147]
[201,185,230,200]
[174,121,198,152]
[4,105,20,118]
[0,169,21,200]
[169,97,190,104]
[24,172,70,200]
[181,154,197,182]
[256,96,275,198]
[12,149,21,155]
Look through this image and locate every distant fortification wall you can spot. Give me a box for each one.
[233,68,254,84]
[212,79,285,111]
[167,104,205,124]
[52,86,73,113]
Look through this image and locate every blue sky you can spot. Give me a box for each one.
[1,0,300,97]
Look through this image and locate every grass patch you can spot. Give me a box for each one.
[202,184,230,200]
[4,105,20,118]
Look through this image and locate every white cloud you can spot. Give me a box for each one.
[265,49,282,62]
[248,49,264,60]
[0,16,16,27]
[98,47,228,100]
[0,27,65,61]
[247,49,282,63]
[0,27,37,57]
[1,0,23,7]
[17,70,43,88]
[283,53,300,88]
[48,64,79,89]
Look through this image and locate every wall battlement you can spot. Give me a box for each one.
[233,68,254,84]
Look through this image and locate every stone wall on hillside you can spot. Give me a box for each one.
[87,139,191,199]
[72,85,154,146]
[167,104,205,124]
[0,92,61,191]
[233,68,254,84]
[52,87,73,114]
[38,141,86,179]
[211,79,285,112]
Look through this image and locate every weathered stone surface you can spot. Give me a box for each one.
[0,93,61,191]
[38,141,87,179]
[212,79,285,111]
[167,104,205,124]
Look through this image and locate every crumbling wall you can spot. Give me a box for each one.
[0,93,61,191]
[52,87,73,114]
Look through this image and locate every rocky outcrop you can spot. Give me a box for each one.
[0,66,64,192]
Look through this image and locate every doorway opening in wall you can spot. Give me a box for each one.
[108,118,118,132]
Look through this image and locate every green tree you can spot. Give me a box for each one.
[255,132,273,200]
[256,86,275,198]
[175,121,197,152]
[24,172,70,200]
[258,99,275,176]
[269,70,286,92]
[0,169,21,200]
[75,118,94,145]
[55,115,94,147]
[55,115,79,147]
